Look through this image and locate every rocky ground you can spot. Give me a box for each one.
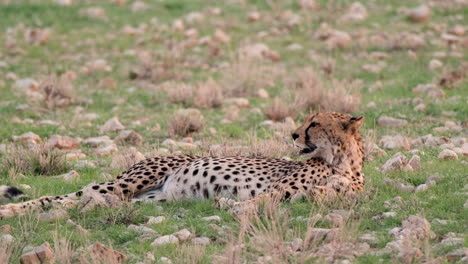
[0,0,467,263]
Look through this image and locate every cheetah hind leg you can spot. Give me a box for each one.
[131,189,168,203]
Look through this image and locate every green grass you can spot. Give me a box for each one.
[0,0,467,263]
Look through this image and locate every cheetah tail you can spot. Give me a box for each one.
[0,190,79,219]
[0,185,25,203]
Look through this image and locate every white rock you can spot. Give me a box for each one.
[160,257,173,264]
[173,229,193,242]
[151,235,179,246]
[129,225,157,235]
[408,5,430,23]
[202,215,221,222]
[147,216,165,225]
[429,59,443,70]
[408,155,421,170]
[440,237,464,247]
[53,170,80,182]
[380,135,411,150]
[438,149,458,160]
[415,184,428,193]
[380,152,408,173]
[82,136,113,147]
[0,234,15,245]
[96,143,118,156]
[377,116,408,128]
[343,2,368,22]
[100,117,125,133]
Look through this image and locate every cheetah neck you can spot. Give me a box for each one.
[330,136,364,181]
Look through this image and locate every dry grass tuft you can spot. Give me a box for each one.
[194,78,224,108]
[53,232,74,264]
[110,147,146,171]
[264,97,296,121]
[168,108,205,137]
[163,82,194,105]
[321,79,361,113]
[292,67,324,109]
[208,134,292,158]
[220,55,278,97]
[173,245,207,264]
[39,75,75,110]
[1,143,68,176]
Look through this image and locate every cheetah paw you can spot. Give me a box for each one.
[214,197,236,209]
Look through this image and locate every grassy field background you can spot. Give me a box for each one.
[0,0,466,263]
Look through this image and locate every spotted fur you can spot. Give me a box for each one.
[0,112,365,218]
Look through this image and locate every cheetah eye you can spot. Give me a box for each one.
[309,122,319,128]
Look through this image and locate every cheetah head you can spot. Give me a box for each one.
[291,112,364,165]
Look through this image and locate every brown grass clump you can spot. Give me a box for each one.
[39,75,75,110]
[194,78,224,108]
[321,79,361,113]
[53,232,74,264]
[220,55,276,97]
[208,134,292,158]
[110,147,146,171]
[164,82,194,105]
[264,97,296,121]
[214,199,367,263]
[292,67,324,109]
[174,245,207,264]
[168,108,205,137]
[1,143,68,176]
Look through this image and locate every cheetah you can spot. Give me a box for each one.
[0,112,365,218]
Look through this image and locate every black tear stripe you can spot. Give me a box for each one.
[304,122,315,145]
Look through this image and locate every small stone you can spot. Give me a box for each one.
[89,242,127,263]
[12,132,41,146]
[377,116,408,128]
[53,170,80,182]
[408,5,430,23]
[0,224,12,234]
[0,234,15,245]
[151,235,179,246]
[82,136,113,147]
[147,216,166,225]
[449,25,465,36]
[415,184,428,193]
[20,242,55,264]
[429,59,443,70]
[247,12,260,22]
[160,257,173,264]
[100,117,125,133]
[66,219,88,235]
[380,135,411,150]
[408,155,421,170]
[129,225,157,235]
[358,234,378,246]
[380,152,408,173]
[225,98,249,108]
[192,237,210,246]
[38,208,69,222]
[173,229,193,242]
[438,149,458,160]
[257,88,269,99]
[202,215,221,222]
[96,143,118,156]
[440,237,464,247]
[343,2,368,22]
[114,130,143,146]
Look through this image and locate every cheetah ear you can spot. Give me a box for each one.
[343,116,364,133]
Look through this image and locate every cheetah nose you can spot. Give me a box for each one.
[291,133,299,140]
